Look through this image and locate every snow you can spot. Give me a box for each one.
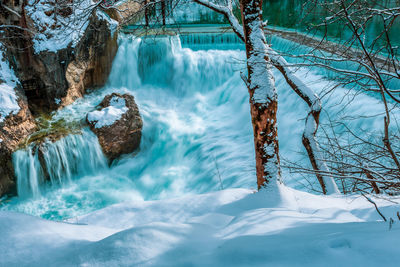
[247,19,277,105]
[26,0,94,53]
[96,10,119,37]
[304,112,340,194]
[1,185,399,266]
[0,45,20,123]
[268,48,322,112]
[87,96,128,128]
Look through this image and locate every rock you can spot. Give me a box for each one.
[86,93,142,161]
[62,10,119,108]
[1,3,120,113]
[0,84,37,197]
[104,0,142,25]
[0,1,141,196]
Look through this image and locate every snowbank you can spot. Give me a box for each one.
[1,185,399,266]
[87,95,128,128]
[0,46,20,123]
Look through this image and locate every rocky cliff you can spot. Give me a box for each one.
[3,1,120,113]
[0,88,36,196]
[0,47,36,195]
[0,0,124,197]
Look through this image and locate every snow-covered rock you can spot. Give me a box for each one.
[26,0,119,54]
[26,0,93,53]
[0,46,20,123]
[0,1,121,112]
[0,46,36,197]
[88,95,129,128]
[87,93,142,161]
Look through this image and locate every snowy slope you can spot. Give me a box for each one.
[1,184,399,266]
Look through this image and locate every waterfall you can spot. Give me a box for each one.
[13,129,107,199]
[179,32,243,51]
[3,32,397,220]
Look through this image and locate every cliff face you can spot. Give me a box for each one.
[105,0,142,25]
[63,11,119,107]
[7,1,120,112]
[0,83,37,197]
[0,1,120,197]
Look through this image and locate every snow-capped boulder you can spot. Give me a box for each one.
[87,93,142,161]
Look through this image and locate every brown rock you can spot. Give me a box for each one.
[0,84,37,197]
[44,10,54,17]
[86,93,142,161]
[1,4,119,114]
[104,0,142,25]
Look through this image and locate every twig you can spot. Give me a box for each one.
[361,193,387,222]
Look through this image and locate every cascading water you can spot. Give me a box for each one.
[13,129,107,199]
[1,32,396,220]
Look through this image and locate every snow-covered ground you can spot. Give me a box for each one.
[1,183,399,266]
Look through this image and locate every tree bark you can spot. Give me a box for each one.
[192,0,339,193]
[144,0,149,27]
[240,0,280,189]
[270,50,339,194]
[161,0,166,26]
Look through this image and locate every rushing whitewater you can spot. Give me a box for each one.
[1,33,394,220]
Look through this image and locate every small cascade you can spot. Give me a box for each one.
[180,32,243,51]
[137,36,178,85]
[13,129,107,199]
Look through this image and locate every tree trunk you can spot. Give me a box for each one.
[240,0,280,189]
[144,0,149,27]
[270,50,339,194]
[161,0,166,26]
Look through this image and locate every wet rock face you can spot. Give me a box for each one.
[0,85,37,197]
[86,93,143,161]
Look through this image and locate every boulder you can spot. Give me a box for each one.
[86,93,142,161]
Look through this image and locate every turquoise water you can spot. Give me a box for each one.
[262,0,400,47]
[1,33,395,220]
[1,35,254,220]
